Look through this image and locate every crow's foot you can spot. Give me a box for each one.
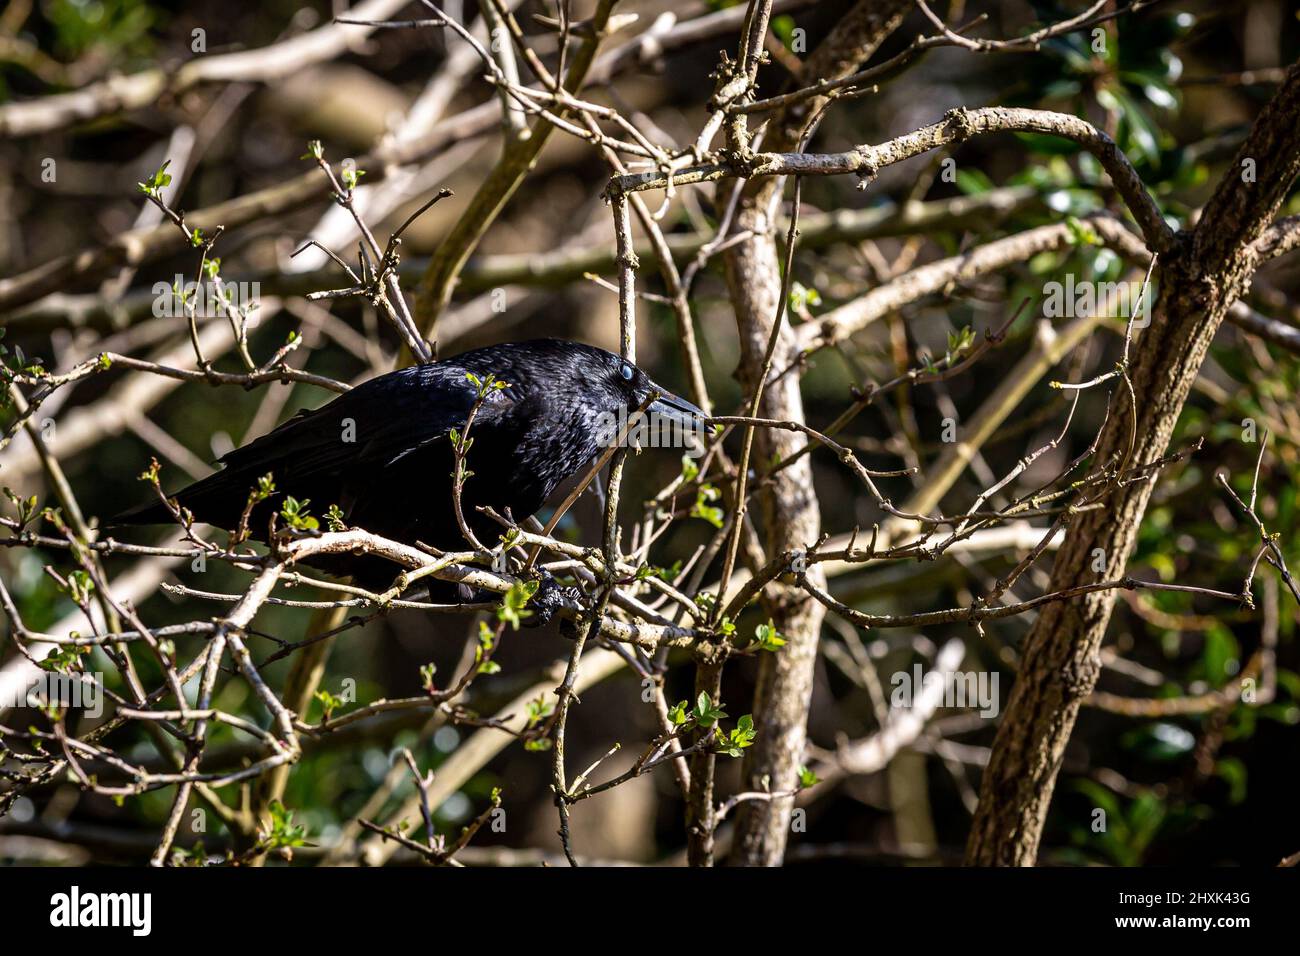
[525,569,584,629]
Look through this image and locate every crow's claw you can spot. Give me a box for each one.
[525,569,583,629]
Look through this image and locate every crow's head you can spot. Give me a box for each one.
[455,339,708,456]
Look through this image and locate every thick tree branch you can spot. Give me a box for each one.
[967,60,1300,867]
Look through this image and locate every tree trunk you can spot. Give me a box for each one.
[724,0,912,867]
[966,62,1300,866]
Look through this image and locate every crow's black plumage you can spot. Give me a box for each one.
[114,339,705,589]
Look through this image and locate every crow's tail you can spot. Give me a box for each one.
[108,467,267,531]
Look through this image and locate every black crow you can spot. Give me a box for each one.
[115,339,706,590]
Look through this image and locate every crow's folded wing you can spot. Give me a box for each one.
[220,364,488,473]
[114,362,512,525]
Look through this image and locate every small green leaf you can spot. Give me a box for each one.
[324,503,347,532]
[691,484,724,528]
[279,496,319,531]
[496,579,540,630]
[752,620,786,652]
[136,160,173,197]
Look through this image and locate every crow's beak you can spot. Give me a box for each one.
[647,388,707,426]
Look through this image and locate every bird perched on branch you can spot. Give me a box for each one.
[115,339,706,593]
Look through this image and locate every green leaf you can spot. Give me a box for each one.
[954,168,995,195]
[262,800,311,850]
[636,560,682,583]
[1215,757,1248,805]
[324,503,347,532]
[136,160,172,196]
[753,620,787,652]
[475,620,500,674]
[340,164,365,191]
[691,484,724,528]
[724,714,757,756]
[525,694,553,728]
[279,496,319,531]
[38,645,88,674]
[314,689,344,718]
[694,693,727,729]
[497,579,540,630]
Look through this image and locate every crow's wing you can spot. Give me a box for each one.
[220,365,480,472]
[115,362,512,526]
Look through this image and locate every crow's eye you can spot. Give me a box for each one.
[619,363,635,382]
